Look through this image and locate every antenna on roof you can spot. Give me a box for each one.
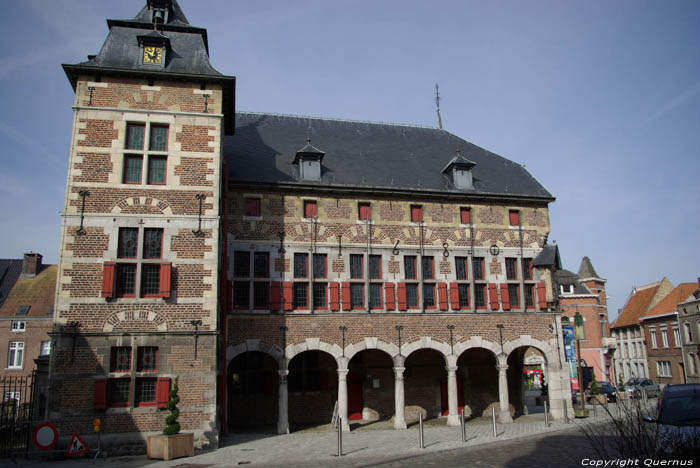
[434,83,443,130]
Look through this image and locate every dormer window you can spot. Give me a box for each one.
[138,32,170,68]
[560,284,574,295]
[293,138,325,181]
[441,149,476,190]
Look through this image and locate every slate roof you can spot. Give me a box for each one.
[553,269,591,295]
[612,279,673,328]
[226,112,554,200]
[578,256,601,279]
[533,244,561,269]
[643,283,697,320]
[0,265,56,318]
[0,260,23,309]
[62,0,236,134]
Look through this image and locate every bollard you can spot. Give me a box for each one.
[419,412,425,449]
[492,406,497,437]
[337,417,343,457]
[461,408,466,442]
[544,400,549,428]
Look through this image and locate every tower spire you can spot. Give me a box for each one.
[434,83,443,130]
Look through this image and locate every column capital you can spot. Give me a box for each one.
[337,368,349,379]
[446,366,458,373]
[278,370,289,377]
[497,364,509,372]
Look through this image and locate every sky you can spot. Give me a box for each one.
[1,0,699,320]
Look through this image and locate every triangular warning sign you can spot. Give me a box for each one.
[66,432,89,456]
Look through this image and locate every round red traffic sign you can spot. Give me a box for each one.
[33,422,58,450]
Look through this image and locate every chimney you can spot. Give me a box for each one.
[697,277,700,289]
[22,252,42,278]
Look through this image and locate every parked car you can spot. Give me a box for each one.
[596,381,618,402]
[643,384,700,455]
[625,377,660,398]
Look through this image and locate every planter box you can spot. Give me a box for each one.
[574,408,590,418]
[146,433,194,461]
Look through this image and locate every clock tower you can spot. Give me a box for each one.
[51,0,234,451]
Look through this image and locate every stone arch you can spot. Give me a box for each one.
[503,336,556,366]
[453,337,501,364]
[102,310,167,332]
[285,338,343,366]
[401,337,450,364]
[345,337,399,363]
[111,196,173,215]
[226,339,284,365]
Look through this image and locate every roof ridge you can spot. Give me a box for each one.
[236,110,440,131]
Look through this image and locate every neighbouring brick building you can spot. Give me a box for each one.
[0,254,55,380]
[611,278,674,383]
[640,283,696,386]
[556,257,616,384]
[50,0,573,451]
[678,280,700,383]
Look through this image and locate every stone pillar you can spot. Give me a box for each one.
[393,366,407,429]
[277,370,289,434]
[446,365,460,426]
[338,368,350,432]
[497,364,513,423]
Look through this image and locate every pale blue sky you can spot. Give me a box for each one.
[1,0,699,319]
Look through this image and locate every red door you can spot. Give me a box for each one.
[440,375,464,415]
[348,371,363,420]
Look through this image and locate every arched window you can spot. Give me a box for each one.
[684,322,693,343]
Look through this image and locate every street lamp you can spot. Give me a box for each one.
[574,312,585,413]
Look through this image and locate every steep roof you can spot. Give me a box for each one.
[0,265,56,318]
[533,244,561,269]
[226,112,554,201]
[62,0,236,134]
[612,278,674,328]
[553,269,591,295]
[643,283,698,320]
[0,260,23,309]
[578,256,601,280]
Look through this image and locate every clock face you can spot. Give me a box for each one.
[143,46,163,64]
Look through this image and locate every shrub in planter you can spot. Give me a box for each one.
[147,377,193,461]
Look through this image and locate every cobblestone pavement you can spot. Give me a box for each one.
[7,401,643,468]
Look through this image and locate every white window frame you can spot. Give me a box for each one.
[40,341,51,356]
[689,353,698,376]
[661,329,669,348]
[657,361,671,378]
[560,284,573,294]
[10,321,26,333]
[673,328,680,347]
[685,322,694,343]
[7,342,24,369]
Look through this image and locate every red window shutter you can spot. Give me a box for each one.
[283,282,293,311]
[537,282,547,310]
[385,283,396,310]
[156,377,171,409]
[94,378,107,410]
[509,210,519,226]
[449,282,460,310]
[101,262,115,298]
[411,206,422,222]
[304,201,317,218]
[159,262,172,298]
[488,284,499,310]
[397,282,407,311]
[500,283,510,310]
[460,208,471,224]
[438,283,449,311]
[341,282,351,311]
[270,281,281,311]
[359,203,370,220]
[329,283,341,311]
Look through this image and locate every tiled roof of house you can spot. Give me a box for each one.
[0,265,56,318]
[553,269,591,295]
[612,278,673,328]
[226,112,554,200]
[0,259,23,309]
[643,283,697,319]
